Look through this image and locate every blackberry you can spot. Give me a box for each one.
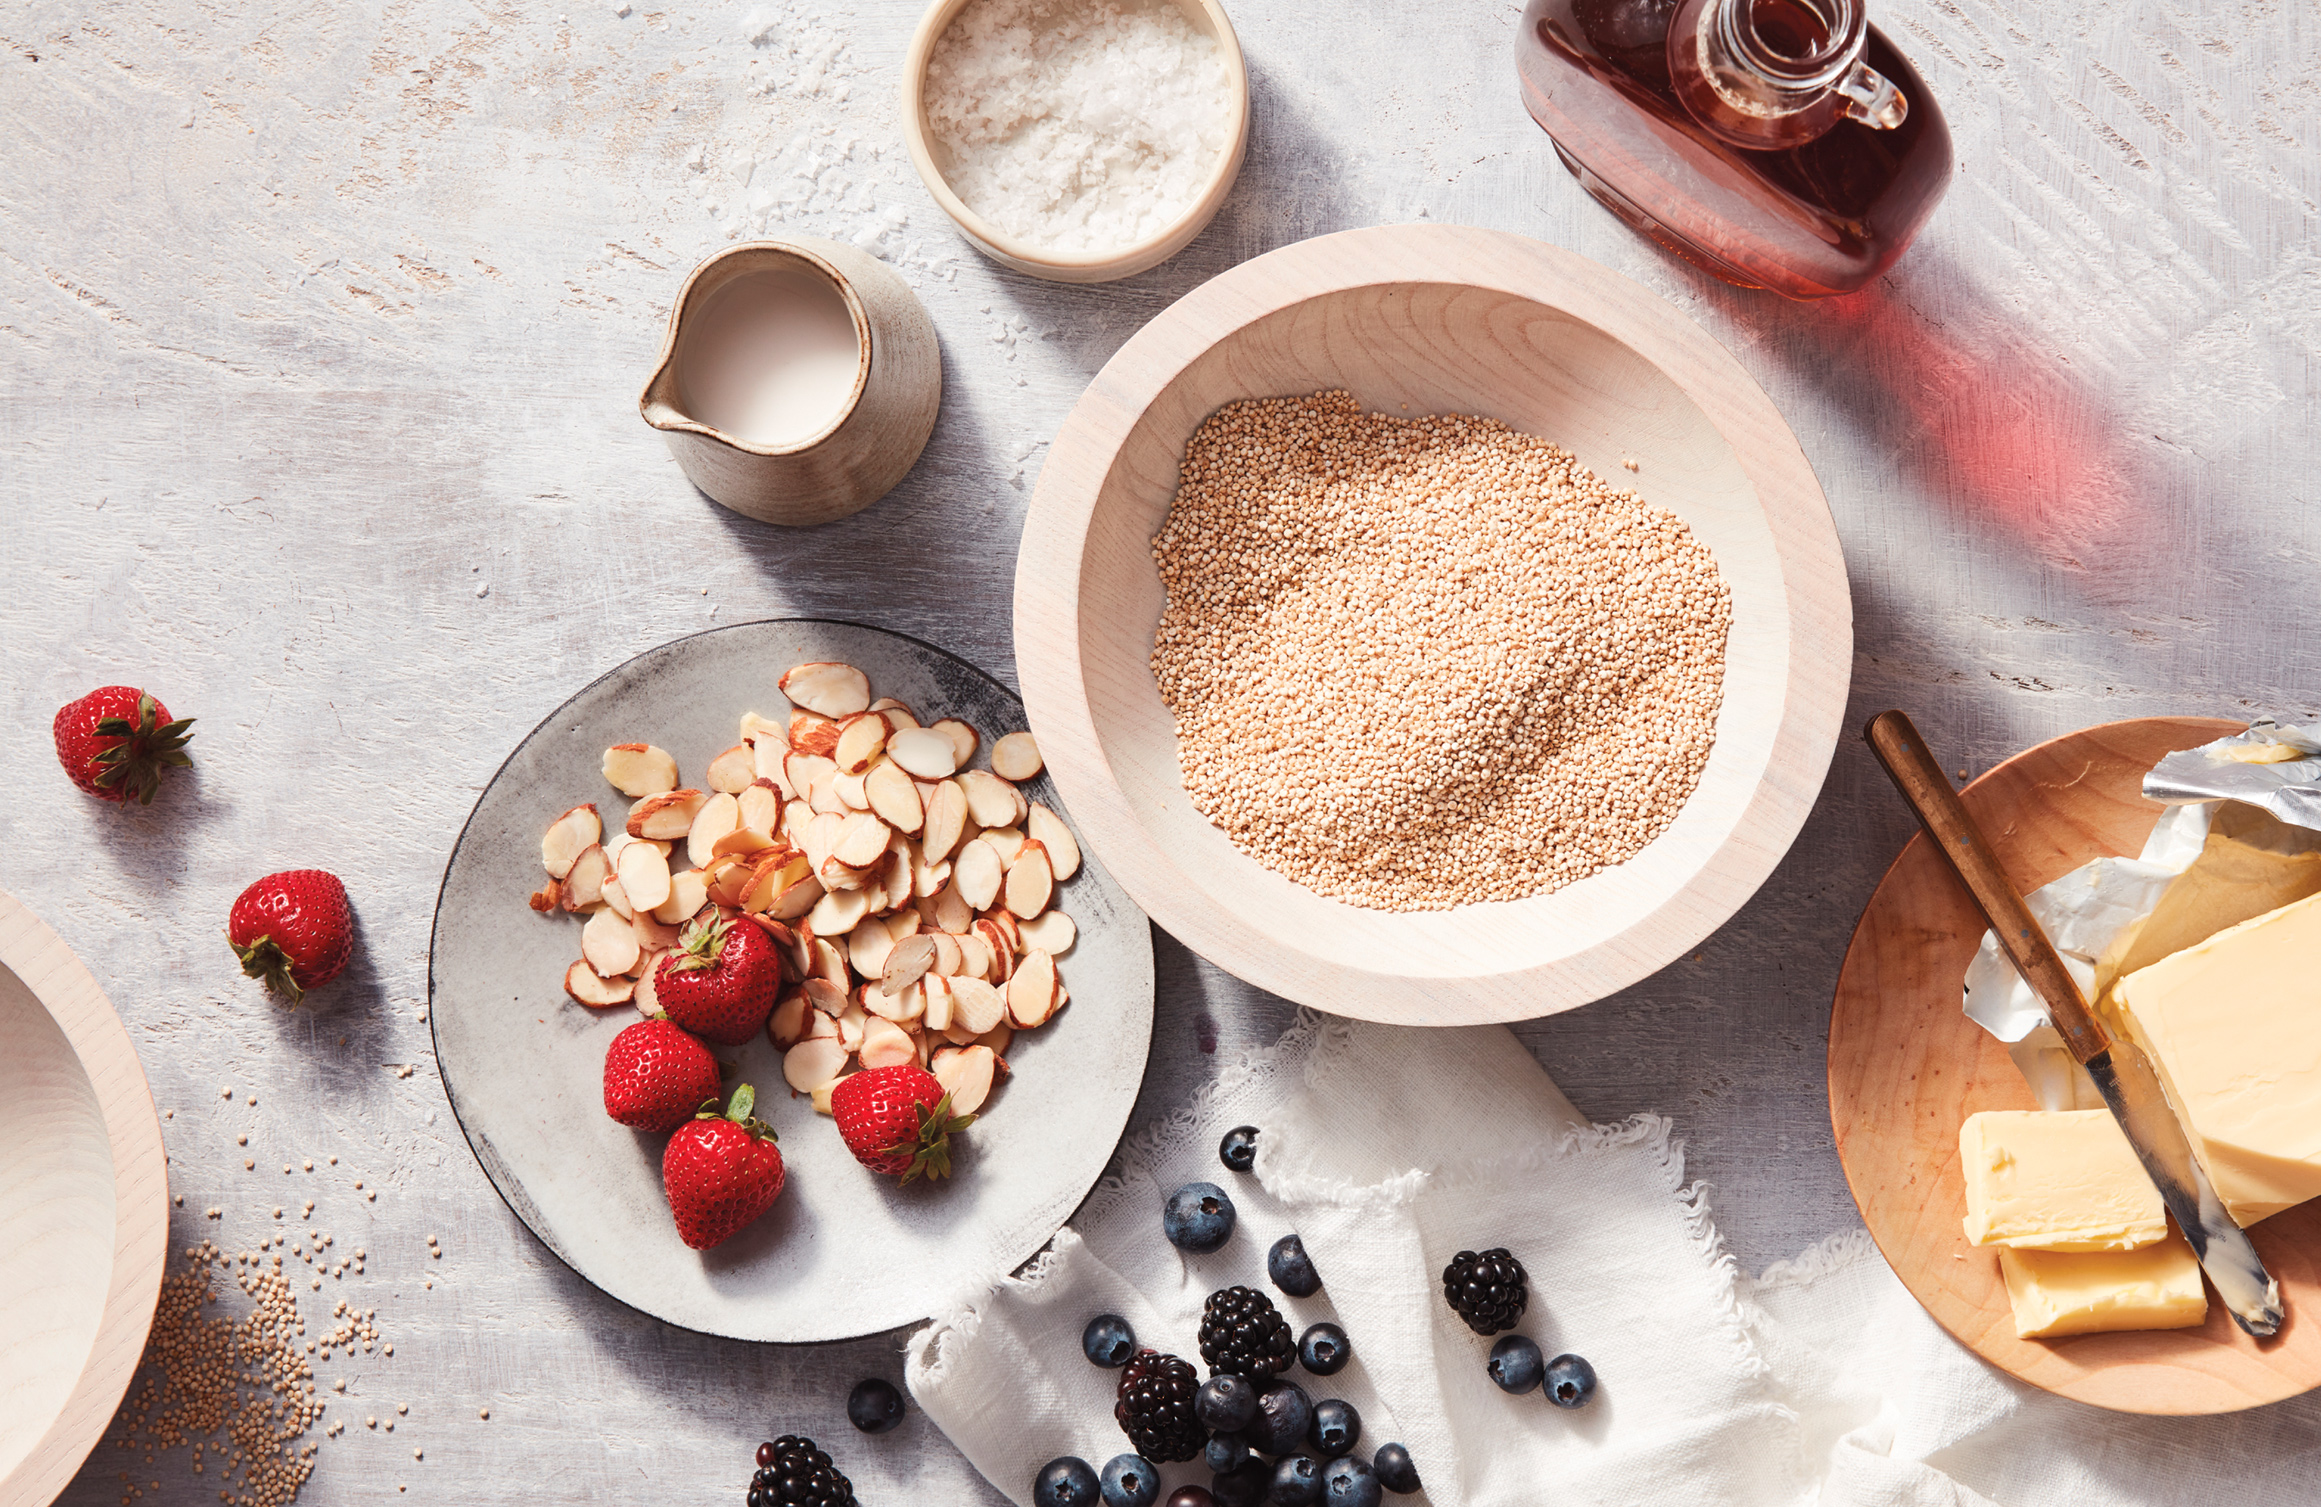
[1197,1285,1294,1381]
[753,1436,857,1507]
[1114,1349,1205,1462]
[1440,1249,1527,1335]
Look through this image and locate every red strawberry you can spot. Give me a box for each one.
[830,1064,975,1184]
[53,686,194,805]
[227,870,354,1005]
[603,1018,723,1132]
[662,1083,786,1249]
[654,914,782,1046]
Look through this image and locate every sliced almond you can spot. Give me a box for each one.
[934,882,973,935]
[922,974,955,1032]
[956,930,995,982]
[789,710,841,759]
[929,931,963,977]
[712,824,778,861]
[799,811,844,874]
[1025,803,1081,881]
[870,697,919,729]
[740,849,806,912]
[931,718,980,768]
[565,960,635,1007]
[584,905,640,975]
[784,754,838,806]
[614,840,672,912]
[749,914,810,980]
[911,850,953,901]
[740,710,787,745]
[1005,841,1055,919]
[813,937,849,990]
[1006,949,1061,1027]
[832,711,891,775]
[934,1044,998,1115]
[954,839,1004,912]
[631,910,681,953]
[768,871,825,922]
[982,826,1027,866]
[808,769,848,816]
[960,770,1024,829]
[1017,909,1077,955]
[879,845,914,912]
[752,735,790,790]
[706,745,756,795]
[885,909,924,942]
[768,991,811,1049]
[808,885,872,936]
[991,731,1044,782]
[804,977,849,1017]
[979,909,1022,951]
[811,1074,852,1115]
[737,781,783,834]
[602,744,679,797]
[849,918,899,979]
[541,804,603,879]
[948,975,1007,1034]
[975,1021,1014,1058]
[881,934,937,997]
[833,811,893,870]
[780,798,816,847]
[686,791,741,868]
[942,1020,980,1047]
[633,952,666,1015]
[529,878,563,912]
[600,873,634,921]
[779,661,872,720]
[783,1038,852,1094]
[864,978,921,1023]
[562,844,612,910]
[819,854,879,893]
[836,998,869,1054]
[865,760,924,834]
[886,726,960,779]
[859,1015,916,1069]
[833,769,872,812]
[921,778,969,862]
[802,1005,842,1043]
[652,868,710,925]
[628,789,709,841]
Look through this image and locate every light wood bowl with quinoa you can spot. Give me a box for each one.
[1014,225,1852,1025]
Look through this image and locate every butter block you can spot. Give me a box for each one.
[2111,889,2321,1226]
[1960,1110,2165,1251]
[1999,1237,2207,1339]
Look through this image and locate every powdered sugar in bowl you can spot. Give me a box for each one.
[902,0,1249,283]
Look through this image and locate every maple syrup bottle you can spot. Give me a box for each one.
[1518,0,1951,298]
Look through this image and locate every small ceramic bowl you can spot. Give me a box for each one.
[900,0,1250,284]
[640,237,941,527]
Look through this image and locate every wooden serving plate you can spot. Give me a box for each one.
[0,889,169,1506]
[1829,716,2321,1413]
[1016,225,1851,1026]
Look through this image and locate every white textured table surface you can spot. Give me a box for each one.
[4,0,2316,1501]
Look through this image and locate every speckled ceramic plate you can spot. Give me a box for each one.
[428,620,1155,1343]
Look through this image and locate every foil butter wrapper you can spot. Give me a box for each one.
[1962,719,2321,1110]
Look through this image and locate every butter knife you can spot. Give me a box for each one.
[1864,710,2284,1338]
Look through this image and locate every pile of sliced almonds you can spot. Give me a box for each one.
[530,660,1082,1122]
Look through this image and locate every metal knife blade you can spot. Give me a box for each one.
[1863,709,2285,1338]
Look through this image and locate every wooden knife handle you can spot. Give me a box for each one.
[1863,710,2110,1064]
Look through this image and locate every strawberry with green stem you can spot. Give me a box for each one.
[603,1017,724,1133]
[654,913,782,1046]
[662,1083,786,1249]
[53,687,194,805]
[830,1064,975,1185]
[227,870,353,1005]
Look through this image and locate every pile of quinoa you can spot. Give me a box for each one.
[1149,391,1731,911]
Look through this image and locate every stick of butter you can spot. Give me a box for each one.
[2111,889,2321,1226]
[1999,1237,2207,1339]
[1960,1110,2166,1251]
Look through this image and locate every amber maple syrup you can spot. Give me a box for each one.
[1519,0,1952,298]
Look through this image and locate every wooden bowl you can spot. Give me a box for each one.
[639,238,941,527]
[899,0,1250,284]
[1015,226,1850,1025]
[0,889,169,1503]
[1830,716,2321,1413]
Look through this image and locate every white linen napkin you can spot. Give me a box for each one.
[907,1014,2321,1505]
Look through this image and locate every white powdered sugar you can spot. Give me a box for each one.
[922,0,1234,254]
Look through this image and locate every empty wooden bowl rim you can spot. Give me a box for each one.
[1013,224,1850,1025]
[1828,714,2321,1413]
[897,0,1251,275]
[0,888,169,1505]
[637,239,873,457]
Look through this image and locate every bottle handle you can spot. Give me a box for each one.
[1837,62,1908,129]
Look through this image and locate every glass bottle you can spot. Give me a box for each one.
[1517,0,1952,299]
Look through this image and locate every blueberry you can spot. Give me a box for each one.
[1267,1234,1321,1298]
[1101,1454,1163,1507]
[1219,1125,1260,1173]
[847,1376,906,1432]
[1248,1379,1314,1456]
[1209,1458,1273,1507]
[1297,1323,1350,1377]
[1196,1374,1259,1433]
[1319,1456,1381,1507]
[1168,1492,1221,1507]
[1164,1182,1238,1253]
[1544,1352,1598,1409]
[1371,1443,1419,1495]
[1083,1314,1138,1368]
[1035,1456,1104,1507]
[1204,1432,1249,1473]
[1308,1398,1360,1459]
[1486,1334,1544,1395]
[1269,1454,1323,1506]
